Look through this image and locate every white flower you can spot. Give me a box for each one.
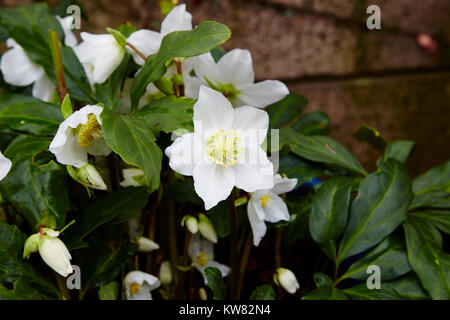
[49,105,111,168]
[181,215,199,234]
[74,33,125,85]
[124,271,160,300]
[126,4,192,65]
[0,38,55,102]
[248,174,297,246]
[188,234,229,284]
[77,163,107,190]
[182,49,289,108]
[159,261,172,286]
[0,16,77,102]
[23,228,73,277]
[165,86,274,210]
[137,237,159,252]
[120,168,145,187]
[0,151,12,181]
[198,213,218,244]
[275,267,300,294]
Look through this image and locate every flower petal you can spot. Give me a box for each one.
[247,198,267,246]
[165,132,202,176]
[262,192,290,223]
[271,174,298,195]
[193,86,234,132]
[160,4,192,36]
[0,152,12,181]
[56,16,77,47]
[216,49,254,88]
[32,74,55,102]
[238,80,289,108]
[207,261,230,278]
[232,106,269,145]
[193,163,235,210]
[126,29,162,65]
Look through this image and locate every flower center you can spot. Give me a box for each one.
[196,252,210,267]
[77,114,102,148]
[260,194,270,207]
[129,282,142,296]
[206,129,244,167]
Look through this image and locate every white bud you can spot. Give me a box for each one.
[120,168,145,187]
[38,235,73,277]
[181,215,199,234]
[137,237,159,252]
[78,163,107,190]
[23,233,40,259]
[275,268,300,294]
[159,261,172,286]
[198,214,217,244]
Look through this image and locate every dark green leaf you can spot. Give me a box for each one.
[338,159,413,263]
[301,273,348,300]
[278,153,324,187]
[310,177,353,261]
[250,284,276,300]
[205,267,226,300]
[377,140,415,167]
[353,125,386,150]
[98,281,120,300]
[101,108,162,193]
[266,93,307,128]
[283,201,311,244]
[409,210,450,234]
[0,279,49,300]
[340,233,411,281]
[291,111,330,136]
[278,128,367,176]
[0,136,69,230]
[403,215,450,300]
[131,21,231,109]
[210,46,227,62]
[0,93,63,135]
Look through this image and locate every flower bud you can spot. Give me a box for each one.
[274,268,299,294]
[159,261,172,286]
[137,237,159,252]
[198,214,217,244]
[23,233,40,259]
[181,215,199,234]
[120,168,145,187]
[78,163,107,190]
[38,234,73,277]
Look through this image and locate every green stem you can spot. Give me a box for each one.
[228,192,238,300]
[166,180,178,299]
[48,30,67,103]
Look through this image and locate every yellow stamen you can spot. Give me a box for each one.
[129,282,142,296]
[260,194,270,207]
[197,252,210,267]
[206,129,244,168]
[77,114,102,148]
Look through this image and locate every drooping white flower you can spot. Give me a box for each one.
[126,4,192,65]
[275,267,300,294]
[165,86,274,210]
[24,228,73,277]
[0,151,12,181]
[198,213,218,244]
[182,49,289,108]
[248,174,297,246]
[49,105,111,168]
[159,261,172,286]
[74,32,125,85]
[137,237,160,252]
[0,16,77,102]
[120,168,145,187]
[124,271,160,300]
[188,233,229,284]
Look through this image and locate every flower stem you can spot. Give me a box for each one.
[228,192,238,300]
[175,229,191,299]
[126,42,147,61]
[236,232,252,299]
[275,227,283,299]
[54,272,71,300]
[166,180,178,299]
[48,30,67,103]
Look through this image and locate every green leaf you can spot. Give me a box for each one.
[278,153,324,187]
[250,284,276,300]
[98,281,120,300]
[310,177,353,261]
[0,136,69,230]
[403,215,450,300]
[283,201,311,244]
[204,267,226,300]
[340,233,411,282]
[210,46,227,62]
[131,21,231,109]
[353,125,386,150]
[101,108,162,193]
[291,111,330,136]
[65,187,148,249]
[116,23,137,38]
[60,93,73,119]
[95,54,131,112]
[106,27,126,47]
[338,159,413,263]
[377,140,415,167]
[278,128,367,176]
[301,273,348,300]
[409,210,450,234]
[266,93,307,128]
[0,221,60,299]
[208,200,244,238]
[343,275,429,300]
[0,93,63,135]
[137,96,195,134]
[410,160,450,210]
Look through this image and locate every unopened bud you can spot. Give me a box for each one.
[198,214,217,244]
[78,164,107,190]
[274,268,299,294]
[38,233,73,277]
[181,215,198,234]
[137,237,159,252]
[159,261,172,286]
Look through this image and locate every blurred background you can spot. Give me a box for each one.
[1,0,449,176]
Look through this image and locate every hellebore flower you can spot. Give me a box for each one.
[49,105,111,168]
[188,234,229,284]
[247,174,297,246]
[181,214,199,234]
[0,151,12,181]
[23,228,73,277]
[182,49,289,108]
[126,4,192,65]
[165,86,274,210]
[75,163,107,190]
[274,267,300,294]
[198,213,218,244]
[137,237,160,252]
[0,16,77,102]
[120,168,145,187]
[124,271,160,300]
